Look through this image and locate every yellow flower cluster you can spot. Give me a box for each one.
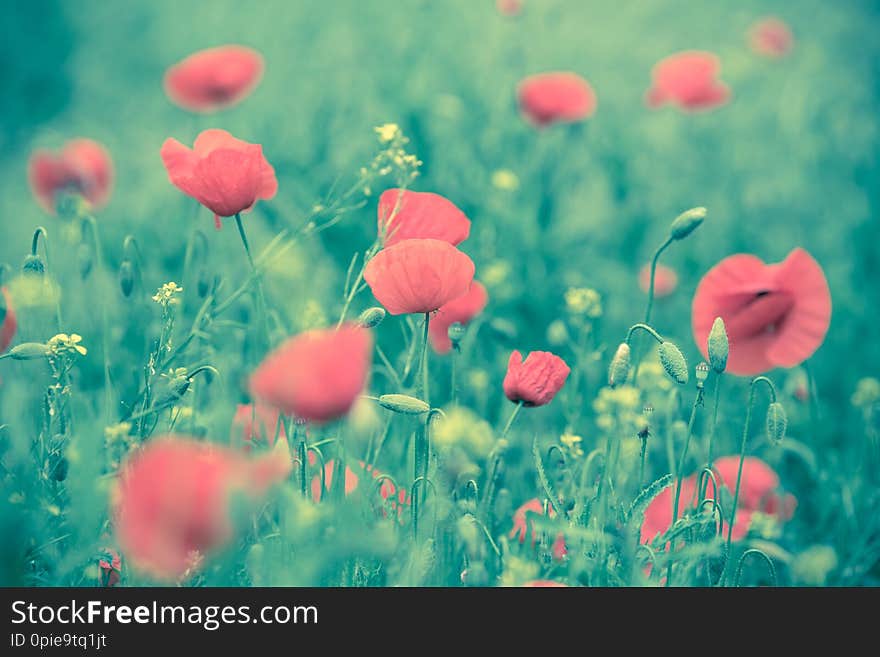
[432,406,495,459]
[565,287,602,318]
[593,385,642,435]
[48,333,87,357]
[152,281,183,306]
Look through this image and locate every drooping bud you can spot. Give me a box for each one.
[608,343,631,388]
[22,254,45,276]
[448,322,466,348]
[658,341,689,385]
[669,207,707,241]
[707,317,728,373]
[196,269,211,299]
[7,342,50,360]
[119,259,135,298]
[77,243,94,280]
[766,401,787,444]
[358,306,386,329]
[378,393,430,415]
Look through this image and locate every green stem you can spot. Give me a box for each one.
[479,401,523,527]
[500,400,524,439]
[81,217,112,425]
[720,376,776,584]
[451,346,458,406]
[638,436,648,491]
[411,313,432,541]
[644,236,674,325]
[699,374,723,500]
[337,241,379,328]
[665,388,703,586]
[234,213,271,347]
[418,312,430,406]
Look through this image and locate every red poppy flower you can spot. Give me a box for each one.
[113,435,291,581]
[164,45,264,113]
[639,263,678,298]
[503,350,570,407]
[522,580,568,587]
[98,548,122,587]
[749,18,794,58]
[640,456,795,545]
[28,138,113,213]
[0,288,16,354]
[691,248,831,376]
[378,189,471,248]
[364,239,475,315]
[509,498,567,560]
[231,402,286,451]
[250,324,373,424]
[429,281,489,353]
[517,72,597,126]
[160,129,277,225]
[645,51,730,111]
[496,0,523,16]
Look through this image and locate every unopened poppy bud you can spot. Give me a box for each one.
[8,342,50,360]
[707,317,728,373]
[695,362,710,387]
[608,343,631,388]
[358,306,386,328]
[77,243,93,279]
[119,260,134,298]
[766,401,787,444]
[669,207,706,241]
[378,393,430,415]
[448,322,466,347]
[51,454,69,482]
[658,341,689,384]
[22,254,45,276]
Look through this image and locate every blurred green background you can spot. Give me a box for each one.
[1,0,879,585]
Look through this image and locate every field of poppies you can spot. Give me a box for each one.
[0,0,878,588]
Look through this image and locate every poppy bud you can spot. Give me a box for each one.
[707,317,728,373]
[119,259,134,297]
[608,343,631,388]
[448,322,466,348]
[378,394,430,415]
[669,207,706,241]
[766,401,787,444]
[358,306,386,328]
[695,362,710,387]
[51,454,69,482]
[77,242,93,279]
[7,342,50,360]
[22,254,45,276]
[658,341,689,384]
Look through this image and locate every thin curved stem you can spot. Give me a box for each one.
[699,374,723,500]
[500,400,524,439]
[81,217,112,424]
[644,236,674,325]
[234,213,271,348]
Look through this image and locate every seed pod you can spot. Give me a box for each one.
[378,393,430,415]
[77,242,94,279]
[22,254,45,276]
[766,401,787,445]
[358,306,386,328]
[8,342,50,360]
[608,343,631,388]
[448,322,466,347]
[658,341,689,385]
[707,317,728,373]
[669,207,707,241]
[118,259,134,298]
[695,362,710,387]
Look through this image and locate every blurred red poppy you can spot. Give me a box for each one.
[250,324,373,424]
[113,435,291,581]
[364,239,475,315]
[749,17,794,58]
[691,248,831,376]
[640,456,796,545]
[509,498,567,560]
[160,129,277,225]
[28,138,114,213]
[0,288,16,354]
[429,281,489,353]
[639,263,678,298]
[517,72,597,126]
[231,402,286,451]
[164,45,264,113]
[645,51,730,111]
[522,580,568,587]
[496,0,523,16]
[503,350,570,407]
[308,457,408,516]
[378,189,471,247]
